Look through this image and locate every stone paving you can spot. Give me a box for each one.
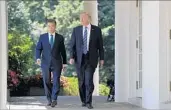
[8,96,146,110]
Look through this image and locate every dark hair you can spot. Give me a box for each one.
[47,19,56,25]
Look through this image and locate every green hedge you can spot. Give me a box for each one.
[99,84,110,96]
[60,77,109,96]
[60,77,79,96]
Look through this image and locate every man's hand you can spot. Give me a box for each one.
[62,64,67,72]
[36,59,41,66]
[100,60,104,67]
[69,58,74,65]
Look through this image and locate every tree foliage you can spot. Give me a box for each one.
[98,0,115,83]
[8,31,34,76]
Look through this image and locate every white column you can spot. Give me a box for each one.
[142,1,171,109]
[115,1,130,102]
[142,1,160,109]
[83,0,99,96]
[159,1,170,104]
[0,0,8,109]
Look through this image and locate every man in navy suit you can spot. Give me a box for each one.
[69,12,104,109]
[36,19,67,107]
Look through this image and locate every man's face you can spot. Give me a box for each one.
[80,13,90,26]
[47,22,56,34]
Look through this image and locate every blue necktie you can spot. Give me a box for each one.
[50,34,54,49]
[83,27,87,54]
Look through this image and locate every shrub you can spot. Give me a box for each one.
[61,77,110,96]
[7,70,20,91]
[28,73,44,88]
[8,74,110,96]
[60,77,79,96]
[99,84,110,96]
[28,74,69,88]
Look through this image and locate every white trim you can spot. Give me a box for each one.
[128,1,138,99]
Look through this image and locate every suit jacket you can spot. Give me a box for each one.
[70,24,104,68]
[36,33,67,70]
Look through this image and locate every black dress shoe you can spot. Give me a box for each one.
[51,101,57,107]
[82,103,86,107]
[86,104,93,109]
[47,103,51,106]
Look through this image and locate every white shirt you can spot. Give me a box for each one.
[48,32,55,43]
[83,24,91,51]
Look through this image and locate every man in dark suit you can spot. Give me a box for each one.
[36,19,67,107]
[69,12,104,109]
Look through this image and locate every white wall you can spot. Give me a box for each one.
[0,1,8,109]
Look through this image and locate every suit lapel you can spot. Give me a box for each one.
[80,26,83,45]
[89,25,94,46]
[45,33,51,49]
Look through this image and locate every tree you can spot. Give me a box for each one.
[52,0,83,76]
[8,31,34,76]
[7,0,31,34]
[98,0,115,83]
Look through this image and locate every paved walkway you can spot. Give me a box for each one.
[8,96,146,110]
